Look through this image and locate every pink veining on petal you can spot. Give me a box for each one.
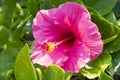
[31,2,103,73]
[32,9,60,43]
[78,20,103,61]
[61,40,90,73]
[53,2,91,27]
[31,41,68,66]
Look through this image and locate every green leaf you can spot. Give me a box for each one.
[103,12,117,24]
[22,20,34,41]
[84,0,118,15]
[0,41,23,74]
[103,36,120,54]
[117,19,120,26]
[0,26,9,47]
[65,71,72,80]
[0,13,4,25]
[40,0,53,9]
[51,0,67,7]
[51,0,83,7]
[12,15,32,40]
[1,0,16,28]
[98,71,113,80]
[113,1,120,17]
[87,7,120,44]
[111,51,120,75]
[26,0,40,17]
[34,64,45,80]
[44,65,65,80]
[80,53,111,79]
[0,69,15,80]
[16,3,24,16]
[34,64,45,75]
[36,68,43,80]
[14,44,37,80]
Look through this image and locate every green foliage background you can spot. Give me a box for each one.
[0,0,120,80]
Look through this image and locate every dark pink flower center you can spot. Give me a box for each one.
[42,31,76,53]
[60,30,76,45]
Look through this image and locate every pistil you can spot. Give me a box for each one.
[42,37,72,53]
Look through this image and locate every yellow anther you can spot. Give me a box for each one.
[43,42,56,53]
[42,37,73,53]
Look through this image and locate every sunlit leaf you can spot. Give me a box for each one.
[14,44,37,80]
[65,71,72,80]
[80,53,111,79]
[36,68,43,80]
[98,71,113,80]
[44,65,65,80]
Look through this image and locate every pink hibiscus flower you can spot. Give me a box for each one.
[31,2,103,73]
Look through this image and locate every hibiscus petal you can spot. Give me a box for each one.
[31,42,68,66]
[78,20,103,61]
[85,40,103,61]
[61,40,90,73]
[78,20,101,41]
[53,2,91,28]
[31,50,53,66]
[32,9,66,43]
